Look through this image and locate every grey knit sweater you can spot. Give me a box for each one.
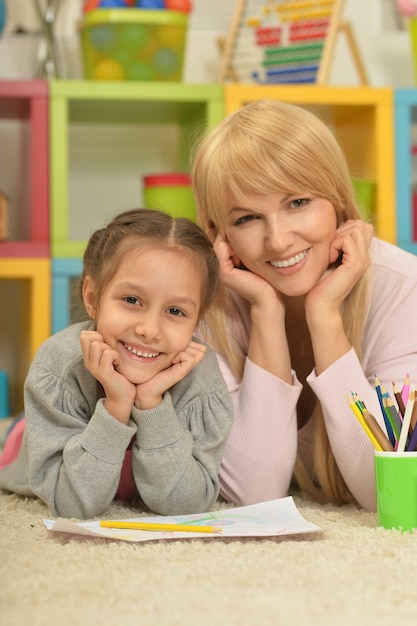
[0,321,233,519]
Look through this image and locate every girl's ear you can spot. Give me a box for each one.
[82,276,97,319]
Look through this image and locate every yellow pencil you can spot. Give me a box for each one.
[348,398,384,451]
[99,520,222,533]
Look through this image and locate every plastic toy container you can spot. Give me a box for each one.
[81,9,189,81]
[143,173,196,221]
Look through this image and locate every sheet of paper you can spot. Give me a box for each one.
[43,496,322,543]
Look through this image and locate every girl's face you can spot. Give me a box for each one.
[224,191,338,298]
[87,246,203,385]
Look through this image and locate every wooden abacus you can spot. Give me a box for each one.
[219,0,368,85]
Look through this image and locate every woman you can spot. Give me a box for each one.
[191,99,417,512]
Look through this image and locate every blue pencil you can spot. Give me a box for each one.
[374,376,395,445]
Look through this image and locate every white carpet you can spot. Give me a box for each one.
[1,415,416,626]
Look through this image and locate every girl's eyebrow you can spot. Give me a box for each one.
[116,282,199,310]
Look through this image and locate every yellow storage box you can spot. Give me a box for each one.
[81,9,188,81]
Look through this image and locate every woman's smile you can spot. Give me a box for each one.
[269,249,310,269]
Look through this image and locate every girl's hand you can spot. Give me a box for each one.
[306,220,373,322]
[134,341,207,410]
[214,233,284,310]
[80,330,135,424]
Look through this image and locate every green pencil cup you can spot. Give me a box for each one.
[374,451,417,531]
[143,173,196,222]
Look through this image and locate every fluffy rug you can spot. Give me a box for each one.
[1,420,416,626]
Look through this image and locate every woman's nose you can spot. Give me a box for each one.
[265,219,295,251]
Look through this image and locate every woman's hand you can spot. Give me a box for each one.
[214,234,291,382]
[214,233,283,310]
[80,330,135,424]
[305,220,373,374]
[134,341,207,410]
[306,220,373,320]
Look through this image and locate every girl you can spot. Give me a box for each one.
[191,99,417,512]
[0,208,233,519]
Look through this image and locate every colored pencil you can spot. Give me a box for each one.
[361,409,395,452]
[374,376,395,445]
[397,390,415,453]
[410,391,417,433]
[407,424,417,452]
[392,381,406,418]
[382,397,401,442]
[348,398,384,451]
[100,520,223,533]
[401,374,410,408]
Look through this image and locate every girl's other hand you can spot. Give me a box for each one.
[134,341,207,410]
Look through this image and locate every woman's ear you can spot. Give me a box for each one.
[82,276,97,319]
[207,219,218,245]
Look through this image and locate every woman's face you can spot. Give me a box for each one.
[223,191,338,298]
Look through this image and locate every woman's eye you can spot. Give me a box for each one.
[167,307,185,317]
[235,214,258,226]
[289,198,309,209]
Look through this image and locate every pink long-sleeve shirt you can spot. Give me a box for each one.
[215,238,417,512]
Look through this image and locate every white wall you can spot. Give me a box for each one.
[0,0,415,87]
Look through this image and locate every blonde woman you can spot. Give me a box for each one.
[191,99,417,512]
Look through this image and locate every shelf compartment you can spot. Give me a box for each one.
[52,258,85,334]
[0,258,50,413]
[0,80,49,257]
[49,80,224,258]
[394,89,417,255]
[224,85,396,244]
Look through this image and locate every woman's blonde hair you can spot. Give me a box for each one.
[192,99,370,505]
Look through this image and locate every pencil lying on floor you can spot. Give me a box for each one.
[100,520,223,533]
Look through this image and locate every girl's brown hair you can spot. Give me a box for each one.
[192,99,371,506]
[79,208,219,321]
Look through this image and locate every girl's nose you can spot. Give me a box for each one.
[135,313,160,341]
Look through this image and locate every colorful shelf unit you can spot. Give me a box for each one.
[0,80,49,257]
[49,80,224,258]
[52,258,84,334]
[224,84,396,244]
[0,259,50,413]
[394,89,417,255]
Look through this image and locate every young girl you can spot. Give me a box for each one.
[0,208,233,519]
[191,99,417,512]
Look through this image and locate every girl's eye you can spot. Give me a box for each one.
[234,214,258,226]
[167,307,185,317]
[124,296,141,306]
